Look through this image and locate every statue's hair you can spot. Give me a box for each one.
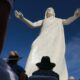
[45,7,55,18]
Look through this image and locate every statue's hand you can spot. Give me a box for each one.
[15,10,24,19]
[74,8,80,17]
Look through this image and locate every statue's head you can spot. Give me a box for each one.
[45,7,55,18]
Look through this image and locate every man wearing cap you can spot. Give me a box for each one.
[7,51,28,80]
[0,0,15,53]
[30,56,59,80]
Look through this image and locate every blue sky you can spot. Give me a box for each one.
[1,0,80,79]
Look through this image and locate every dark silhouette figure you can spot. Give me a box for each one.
[29,56,59,80]
[7,51,28,80]
[0,58,18,80]
[0,0,15,53]
[0,50,18,80]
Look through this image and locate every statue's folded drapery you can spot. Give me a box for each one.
[25,17,68,80]
[15,7,80,80]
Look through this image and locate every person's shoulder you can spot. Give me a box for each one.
[17,65,25,72]
[32,70,39,75]
[36,19,43,22]
[0,59,9,68]
[55,17,63,20]
[55,17,64,23]
[52,71,59,77]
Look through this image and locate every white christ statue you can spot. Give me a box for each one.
[15,7,80,80]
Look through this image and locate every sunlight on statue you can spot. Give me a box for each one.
[15,7,80,80]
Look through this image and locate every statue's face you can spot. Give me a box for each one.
[46,8,55,18]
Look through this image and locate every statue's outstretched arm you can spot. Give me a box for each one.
[63,8,80,25]
[15,10,43,28]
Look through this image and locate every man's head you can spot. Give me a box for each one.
[45,7,55,18]
[36,56,56,70]
[8,51,20,64]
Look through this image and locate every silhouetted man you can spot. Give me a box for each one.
[30,56,59,80]
[0,0,15,53]
[7,51,28,80]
